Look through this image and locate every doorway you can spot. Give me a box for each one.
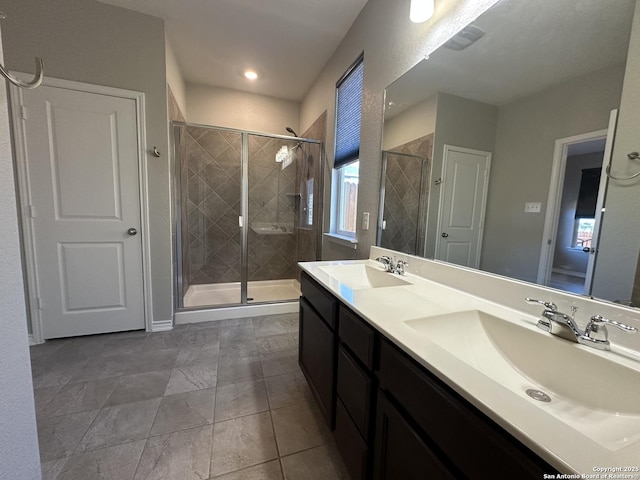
[434,145,492,268]
[11,78,151,341]
[537,112,616,294]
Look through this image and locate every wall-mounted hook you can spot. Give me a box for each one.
[152,146,161,158]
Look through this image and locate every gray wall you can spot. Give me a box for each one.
[0,34,41,479]
[593,0,640,302]
[481,64,625,282]
[425,92,499,258]
[186,83,300,136]
[299,0,500,261]
[553,152,603,275]
[0,0,173,325]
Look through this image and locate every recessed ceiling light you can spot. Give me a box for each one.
[244,70,258,80]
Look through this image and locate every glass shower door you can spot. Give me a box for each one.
[246,134,322,303]
[177,125,243,308]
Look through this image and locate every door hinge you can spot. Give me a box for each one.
[21,105,28,120]
[28,205,36,218]
[37,297,43,310]
[238,216,244,228]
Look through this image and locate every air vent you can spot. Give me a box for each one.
[443,25,485,51]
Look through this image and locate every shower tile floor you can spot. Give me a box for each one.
[30,312,350,480]
[184,280,301,308]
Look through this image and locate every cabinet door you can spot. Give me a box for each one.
[374,392,455,480]
[299,297,336,427]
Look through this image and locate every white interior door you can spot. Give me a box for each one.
[20,85,145,339]
[435,145,491,268]
[584,110,618,294]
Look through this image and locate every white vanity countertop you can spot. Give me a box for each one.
[299,258,640,475]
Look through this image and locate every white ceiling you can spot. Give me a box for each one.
[386,0,636,118]
[99,0,368,101]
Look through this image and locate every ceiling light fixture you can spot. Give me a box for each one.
[244,70,258,80]
[410,0,434,23]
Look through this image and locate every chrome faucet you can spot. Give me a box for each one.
[580,314,638,350]
[525,298,637,350]
[375,256,394,272]
[375,256,409,276]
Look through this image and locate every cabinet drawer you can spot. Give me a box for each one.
[301,272,337,329]
[299,298,336,428]
[337,346,373,439]
[378,338,552,479]
[334,398,368,480]
[339,305,375,369]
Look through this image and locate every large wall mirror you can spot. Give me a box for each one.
[378,0,640,306]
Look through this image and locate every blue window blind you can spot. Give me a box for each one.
[335,56,364,169]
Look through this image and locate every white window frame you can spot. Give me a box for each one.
[334,160,359,238]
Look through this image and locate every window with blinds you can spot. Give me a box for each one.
[333,54,364,238]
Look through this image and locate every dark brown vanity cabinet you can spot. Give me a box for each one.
[376,338,554,480]
[299,272,338,427]
[334,305,377,480]
[298,272,556,480]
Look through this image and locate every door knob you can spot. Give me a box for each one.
[441,232,449,238]
[127,228,138,236]
[583,247,594,253]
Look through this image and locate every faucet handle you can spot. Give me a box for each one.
[525,298,557,312]
[585,314,638,335]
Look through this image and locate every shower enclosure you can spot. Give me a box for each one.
[172,123,323,309]
[377,150,429,256]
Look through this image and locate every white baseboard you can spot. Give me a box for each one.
[150,319,174,332]
[175,301,299,326]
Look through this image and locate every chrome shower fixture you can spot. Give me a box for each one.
[285,127,299,137]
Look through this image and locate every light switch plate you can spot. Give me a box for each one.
[362,212,370,230]
[524,202,542,213]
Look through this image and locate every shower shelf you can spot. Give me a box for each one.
[250,223,294,235]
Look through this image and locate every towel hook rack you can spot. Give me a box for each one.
[0,12,44,89]
[605,151,640,181]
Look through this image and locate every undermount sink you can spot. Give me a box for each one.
[404,310,640,451]
[318,264,410,289]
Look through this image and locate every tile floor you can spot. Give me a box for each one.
[30,313,350,480]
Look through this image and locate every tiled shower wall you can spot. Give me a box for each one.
[179,118,325,291]
[247,135,299,282]
[296,112,326,266]
[185,127,243,285]
[381,134,433,255]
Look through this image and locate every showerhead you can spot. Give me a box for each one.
[285,127,299,137]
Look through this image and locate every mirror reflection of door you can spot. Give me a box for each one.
[435,145,491,268]
[542,115,615,295]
